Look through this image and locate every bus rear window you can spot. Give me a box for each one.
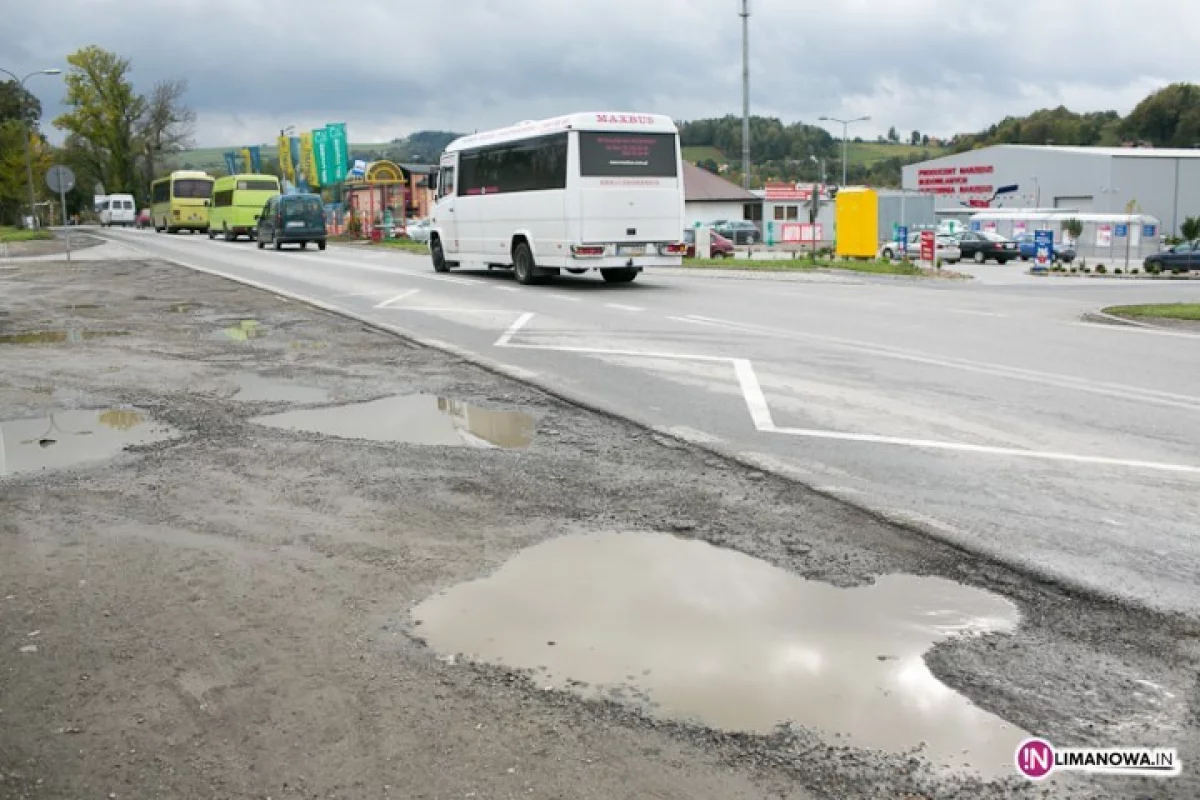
[237,180,278,192]
[579,132,677,178]
[173,179,212,199]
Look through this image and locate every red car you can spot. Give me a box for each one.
[683,228,735,258]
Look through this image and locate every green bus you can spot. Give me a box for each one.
[208,174,281,241]
[150,170,214,234]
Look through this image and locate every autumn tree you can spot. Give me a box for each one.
[0,81,53,225]
[54,46,147,196]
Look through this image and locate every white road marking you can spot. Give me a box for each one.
[733,358,775,431]
[680,314,1200,412]
[494,286,519,292]
[768,423,1200,475]
[550,294,581,302]
[374,289,420,309]
[388,308,516,314]
[1074,321,1200,339]
[427,275,478,285]
[952,309,1006,317]
[604,303,645,312]
[495,312,536,348]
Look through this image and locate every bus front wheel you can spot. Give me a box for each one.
[431,237,450,272]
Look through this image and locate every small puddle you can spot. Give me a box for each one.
[0,330,129,345]
[213,320,265,342]
[251,394,534,449]
[412,531,1027,779]
[233,373,331,404]
[0,408,179,476]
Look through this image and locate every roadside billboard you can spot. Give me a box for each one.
[299,132,319,188]
[313,128,333,187]
[326,123,349,184]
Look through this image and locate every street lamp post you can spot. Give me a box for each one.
[818,114,870,188]
[0,67,62,228]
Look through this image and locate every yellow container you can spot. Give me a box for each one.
[835,187,879,258]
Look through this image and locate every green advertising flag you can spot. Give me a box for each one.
[326,123,348,184]
[312,128,332,187]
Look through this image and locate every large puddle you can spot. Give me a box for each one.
[0,408,179,476]
[233,373,331,404]
[412,531,1027,779]
[250,395,534,449]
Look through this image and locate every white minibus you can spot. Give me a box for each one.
[430,112,687,285]
[97,194,137,227]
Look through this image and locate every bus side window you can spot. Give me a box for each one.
[440,167,455,199]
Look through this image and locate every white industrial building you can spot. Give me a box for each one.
[902,145,1200,237]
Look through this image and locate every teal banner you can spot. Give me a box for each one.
[326,123,348,184]
[312,128,333,187]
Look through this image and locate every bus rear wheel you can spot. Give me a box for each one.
[512,241,543,285]
[601,268,638,284]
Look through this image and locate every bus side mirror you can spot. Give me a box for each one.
[430,172,439,191]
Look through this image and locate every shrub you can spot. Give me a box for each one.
[1114,267,1123,274]
[1146,264,1161,275]
[1131,267,1140,275]
[1069,266,1078,273]
[1095,264,1106,273]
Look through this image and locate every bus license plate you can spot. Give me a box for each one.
[618,244,645,256]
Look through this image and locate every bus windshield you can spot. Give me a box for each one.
[578,132,678,178]
[174,179,213,199]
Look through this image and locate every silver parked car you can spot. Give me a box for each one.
[878,231,961,264]
[406,217,431,242]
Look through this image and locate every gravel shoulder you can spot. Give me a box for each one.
[1,257,1197,799]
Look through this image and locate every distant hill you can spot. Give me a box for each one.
[167,130,463,174]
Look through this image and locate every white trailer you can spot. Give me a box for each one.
[429,112,687,285]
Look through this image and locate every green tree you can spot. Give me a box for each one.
[1121,83,1200,147]
[0,81,42,127]
[910,130,921,145]
[54,46,147,196]
[887,126,899,143]
[1180,216,1200,241]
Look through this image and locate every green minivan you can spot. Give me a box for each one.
[255,193,327,251]
[208,174,280,241]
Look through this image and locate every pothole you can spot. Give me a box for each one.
[0,408,179,476]
[232,373,331,404]
[212,320,266,342]
[250,394,534,449]
[411,530,1026,779]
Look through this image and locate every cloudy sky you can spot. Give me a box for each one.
[3,0,1195,148]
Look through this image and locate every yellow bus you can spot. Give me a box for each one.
[150,170,214,234]
[208,174,280,242]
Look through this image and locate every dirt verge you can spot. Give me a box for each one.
[1,257,1197,799]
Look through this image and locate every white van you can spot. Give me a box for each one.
[97,194,137,227]
[429,112,687,285]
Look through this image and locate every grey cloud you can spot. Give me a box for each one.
[3,0,1198,147]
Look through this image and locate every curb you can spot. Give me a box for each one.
[85,231,1189,619]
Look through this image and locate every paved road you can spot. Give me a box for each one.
[90,228,1200,617]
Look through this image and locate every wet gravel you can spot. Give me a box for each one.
[0,257,1196,799]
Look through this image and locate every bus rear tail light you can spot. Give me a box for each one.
[571,245,605,258]
[660,242,688,255]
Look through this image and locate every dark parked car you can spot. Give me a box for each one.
[956,230,1019,264]
[683,228,735,258]
[1013,233,1075,263]
[709,219,760,245]
[255,193,327,251]
[1143,240,1199,273]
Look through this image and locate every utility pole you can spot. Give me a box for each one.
[0,66,61,228]
[740,0,751,190]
